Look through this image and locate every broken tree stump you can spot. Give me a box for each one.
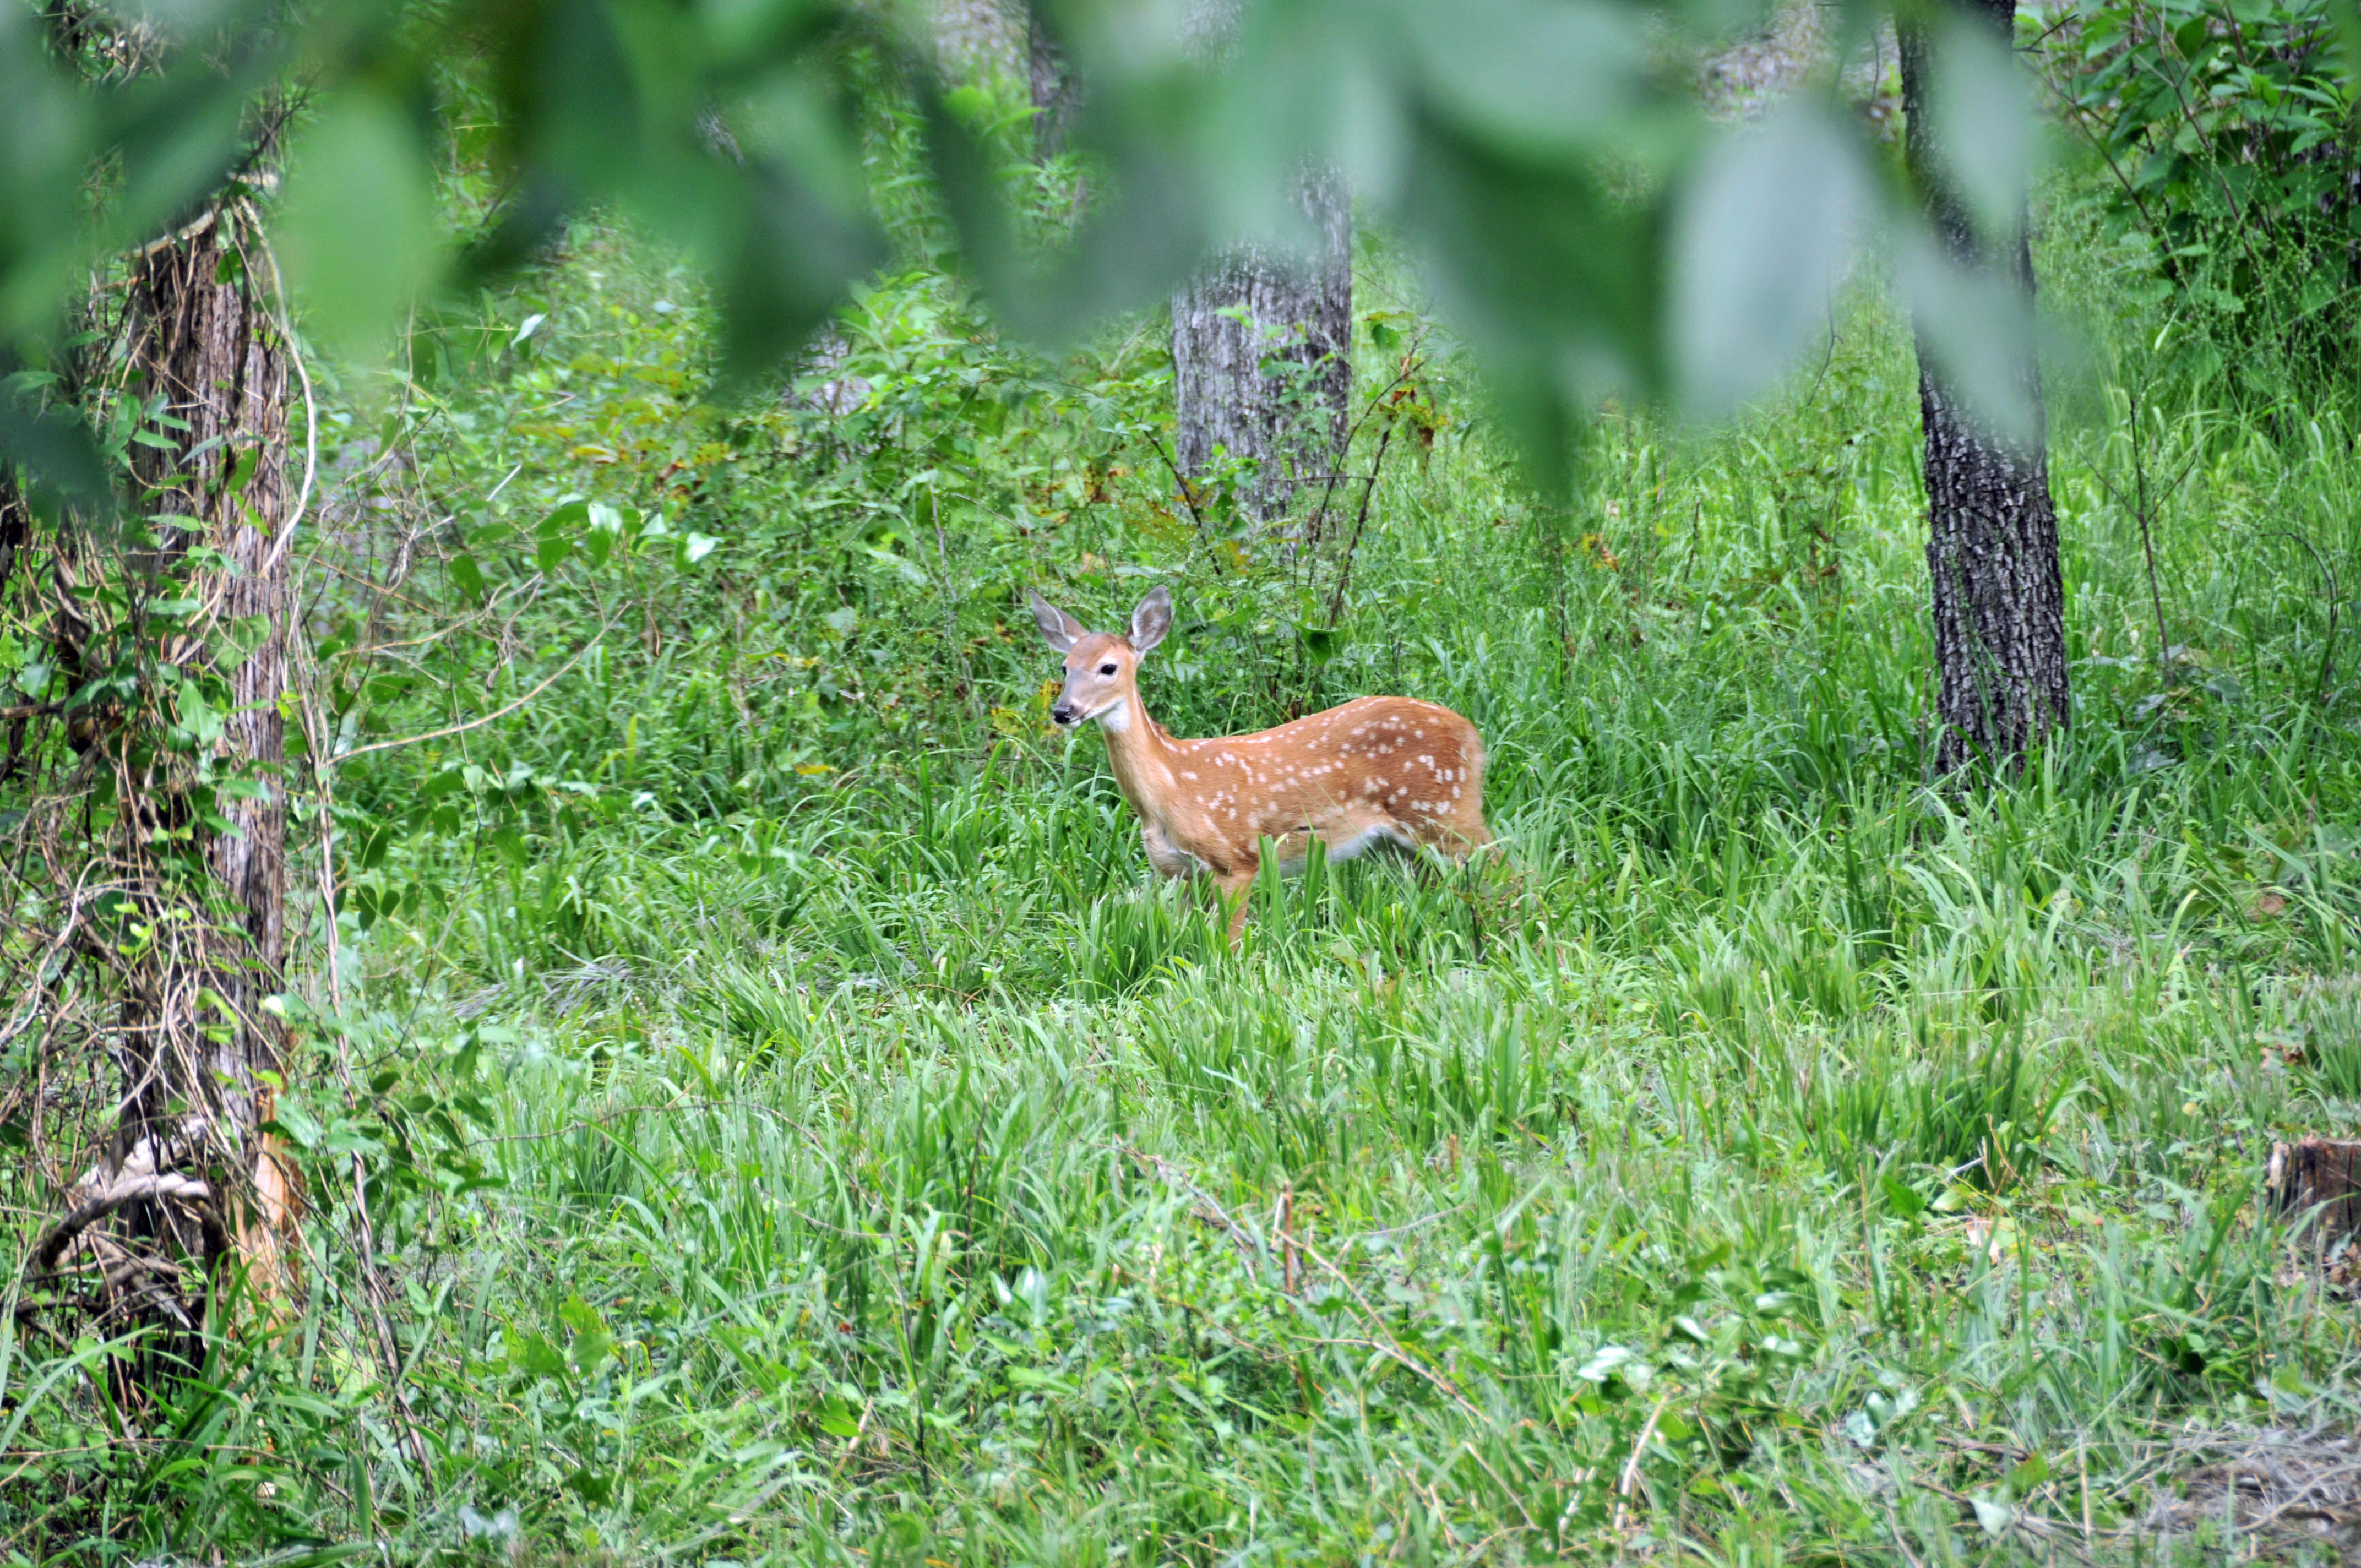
[2268,1139,2361,1281]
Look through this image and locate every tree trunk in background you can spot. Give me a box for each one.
[1900,0,2069,770]
[1027,8,1081,158]
[1167,0,1351,524]
[933,0,1025,82]
[1171,170,1352,522]
[118,205,299,1291]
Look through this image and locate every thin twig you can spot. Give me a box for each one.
[1145,434,1211,538]
[324,628,603,766]
[1611,1396,1668,1534]
[1295,1236,1487,1423]
[246,219,317,582]
[1324,419,1397,627]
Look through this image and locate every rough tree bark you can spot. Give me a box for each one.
[115,203,299,1290]
[932,0,1025,82]
[1171,173,1351,523]
[1027,7,1082,159]
[1166,0,1351,525]
[1900,0,2070,770]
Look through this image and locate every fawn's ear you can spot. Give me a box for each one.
[1128,586,1172,655]
[1029,591,1087,652]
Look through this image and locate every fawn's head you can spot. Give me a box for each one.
[1029,586,1172,728]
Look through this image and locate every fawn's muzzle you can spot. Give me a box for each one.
[1052,704,1078,726]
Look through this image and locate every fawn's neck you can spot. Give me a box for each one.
[1098,685,1180,821]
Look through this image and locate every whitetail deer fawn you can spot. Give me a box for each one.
[1030,586,1492,945]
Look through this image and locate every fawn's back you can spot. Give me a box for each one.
[1163,694,1488,872]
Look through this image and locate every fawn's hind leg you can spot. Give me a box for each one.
[1400,808,1493,885]
[1215,867,1257,951]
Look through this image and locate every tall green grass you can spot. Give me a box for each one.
[10,185,2361,1564]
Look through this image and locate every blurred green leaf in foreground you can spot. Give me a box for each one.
[0,0,2049,497]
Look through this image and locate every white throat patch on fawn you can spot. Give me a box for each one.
[1030,586,1493,945]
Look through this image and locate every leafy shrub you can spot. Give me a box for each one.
[2035,0,2361,384]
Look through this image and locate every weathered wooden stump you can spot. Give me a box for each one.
[2268,1138,2361,1283]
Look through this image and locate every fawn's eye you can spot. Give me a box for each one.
[1098,662,1118,676]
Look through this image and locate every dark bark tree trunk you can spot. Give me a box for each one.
[1171,169,1352,522]
[1901,0,2069,771]
[116,203,299,1289]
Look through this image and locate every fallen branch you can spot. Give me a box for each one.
[1612,1396,1669,1534]
[324,629,603,766]
[31,1171,215,1278]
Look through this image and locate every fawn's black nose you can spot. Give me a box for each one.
[1052,704,1077,726]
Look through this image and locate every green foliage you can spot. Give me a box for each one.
[13,12,2361,1559]
[2036,0,2361,383]
[2,0,2068,503]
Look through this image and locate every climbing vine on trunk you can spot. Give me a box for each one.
[4,190,302,1400]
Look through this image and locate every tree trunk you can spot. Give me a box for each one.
[1027,9,1081,159]
[2268,1136,2361,1290]
[1900,0,2069,770]
[933,0,1025,83]
[116,203,299,1291]
[1170,168,1352,522]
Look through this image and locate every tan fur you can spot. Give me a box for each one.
[1037,590,1492,946]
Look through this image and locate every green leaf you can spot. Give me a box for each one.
[564,1468,614,1507]
[536,514,573,574]
[1929,12,2036,240]
[448,552,486,603]
[1897,227,2041,449]
[559,1294,615,1373]
[268,1095,324,1152]
[218,444,258,496]
[0,395,113,519]
[1670,104,1868,420]
[512,1331,567,1380]
[173,682,224,747]
[1401,0,1651,154]
[278,89,441,363]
